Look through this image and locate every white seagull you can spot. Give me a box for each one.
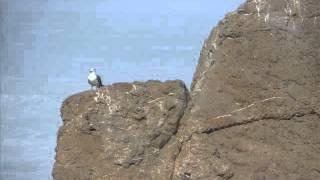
[88,68,103,89]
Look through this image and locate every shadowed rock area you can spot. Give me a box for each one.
[53,0,320,179]
[53,81,189,179]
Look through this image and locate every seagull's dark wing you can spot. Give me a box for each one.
[96,75,103,87]
[88,79,94,86]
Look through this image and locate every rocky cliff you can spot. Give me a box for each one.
[174,0,320,179]
[53,0,320,179]
[53,81,189,179]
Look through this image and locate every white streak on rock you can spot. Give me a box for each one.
[254,0,262,17]
[213,96,285,119]
[193,71,206,93]
[264,13,270,23]
[98,88,115,114]
[148,97,165,104]
[212,29,219,50]
[193,30,219,94]
[231,103,255,113]
[215,114,232,119]
[132,84,137,91]
[261,96,284,102]
[159,101,164,112]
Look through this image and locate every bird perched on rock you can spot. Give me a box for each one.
[88,68,103,89]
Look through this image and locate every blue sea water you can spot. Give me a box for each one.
[0,0,244,179]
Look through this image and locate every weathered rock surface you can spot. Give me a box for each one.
[173,0,320,179]
[54,0,320,179]
[53,80,189,179]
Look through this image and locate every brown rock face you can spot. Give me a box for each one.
[173,0,320,179]
[53,0,320,179]
[53,81,189,179]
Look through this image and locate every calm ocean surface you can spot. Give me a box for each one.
[0,0,244,179]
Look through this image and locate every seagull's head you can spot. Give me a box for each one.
[89,67,96,73]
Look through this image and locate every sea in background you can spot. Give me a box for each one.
[0,0,244,179]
